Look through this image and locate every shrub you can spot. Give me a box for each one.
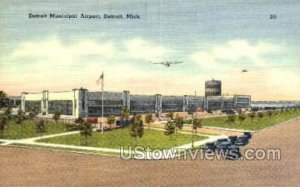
[257,112,264,119]
[36,119,46,136]
[65,123,79,131]
[53,112,60,123]
[227,114,236,123]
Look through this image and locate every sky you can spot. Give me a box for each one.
[0,0,299,100]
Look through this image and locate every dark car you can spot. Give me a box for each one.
[116,120,122,126]
[215,140,232,152]
[234,135,249,146]
[116,120,130,128]
[203,142,216,153]
[228,136,238,143]
[243,132,252,139]
[214,138,242,160]
[225,144,241,160]
[216,138,229,143]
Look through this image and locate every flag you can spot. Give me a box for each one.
[96,72,104,85]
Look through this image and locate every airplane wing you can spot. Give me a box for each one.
[171,61,183,64]
[149,61,163,64]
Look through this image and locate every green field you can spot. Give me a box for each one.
[0,120,68,139]
[202,109,300,131]
[39,128,207,150]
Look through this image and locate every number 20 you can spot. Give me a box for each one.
[270,15,277,19]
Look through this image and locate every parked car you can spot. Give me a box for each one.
[215,139,232,152]
[228,136,238,143]
[243,132,252,139]
[216,138,229,143]
[234,135,249,146]
[116,120,130,128]
[212,138,242,160]
[225,144,241,160]
[203,142,216,153]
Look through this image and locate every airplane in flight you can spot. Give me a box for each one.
[149,61,183,67]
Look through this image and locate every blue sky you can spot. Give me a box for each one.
[0,0,299,100]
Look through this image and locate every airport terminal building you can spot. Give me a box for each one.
[21,88,251,118]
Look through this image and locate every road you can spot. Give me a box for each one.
[0,118,299,186]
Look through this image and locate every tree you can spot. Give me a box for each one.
[75,117,84,124]
[79,121,93,145]
[192,118,202,148]
[53,111,60,123]
[227,114,236,123]
[248,112,256,122]
[257,112,264,119]
[238,113,246,123]
[137,118,144,138]
[192,118,202,136]
[236,108,242,115]
[0,91,9,108]
[174,114,184,133]
[4,107,12,120]
[66,117,83,131]
[121,106,130,125]
[267,110,272,118]
[65,123,79,131]
[164,121,175,140]
[145,113,154,130]
[107,115,116,129]
[16,109,25,138]
[16,109,25,123]
[0,115,8,138]
[130,115,144,145]
[131,115,143,136]
[29,107,38,119]
[29,111,36,120]
[36,119,46,137]
[130,118,138,140]
[166,112,174,120]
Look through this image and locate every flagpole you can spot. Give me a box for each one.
[101,72,104,135]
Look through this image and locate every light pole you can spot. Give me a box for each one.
[97,72,104,135]
[191,112,194,148]
[101,72,104,135]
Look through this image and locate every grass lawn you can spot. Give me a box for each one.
[202,109,300,131]
[39,128,207,150]
[1,119,69,139]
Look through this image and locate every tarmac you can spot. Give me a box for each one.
[0,118,299,186]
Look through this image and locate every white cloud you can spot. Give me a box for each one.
[1,37,180,95]
[190,39,282,66]
[216,66,300,100]
[125,38,171,62]
[190,51,216,65]
[11,39,116,63]
[2,37,298,100]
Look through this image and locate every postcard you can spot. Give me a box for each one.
[0,0,299,186]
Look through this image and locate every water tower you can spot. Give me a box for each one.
[205,79,222,96]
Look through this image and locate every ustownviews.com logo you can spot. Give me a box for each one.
[119,146,281,160]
